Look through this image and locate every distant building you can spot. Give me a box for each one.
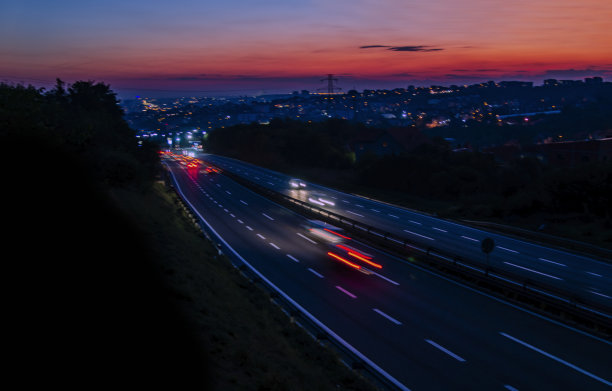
[585,76,603,84]
[559,79,584,86]
[499,81,533,88]
[544,79,559,87]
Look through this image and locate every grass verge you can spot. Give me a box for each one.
[107,182,380,391]
[7,143,379,390]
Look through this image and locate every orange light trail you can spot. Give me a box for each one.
[348,252,383,269]
[328,252,361,269]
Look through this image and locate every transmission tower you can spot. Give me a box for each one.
[318,74,342,94]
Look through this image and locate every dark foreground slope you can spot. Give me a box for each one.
[5,141,376,391]
[6,143,209,388]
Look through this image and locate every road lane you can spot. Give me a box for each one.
[202,154,612,309]
[167,160,612,391]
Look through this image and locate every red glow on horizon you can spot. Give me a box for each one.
[2,0,610,95]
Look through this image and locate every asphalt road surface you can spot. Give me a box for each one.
[201,153,612,311]
[165,157,611,391]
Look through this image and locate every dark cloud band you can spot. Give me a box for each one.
[359,45,390,49]
[360,44,443,52]
[388,46,442,52]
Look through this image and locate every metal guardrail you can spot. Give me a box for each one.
[209,164,612,338]
[346,192,612,264]
[461,219,612,264]
[163,166,411,391]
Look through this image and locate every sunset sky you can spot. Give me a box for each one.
[2,0,611,97]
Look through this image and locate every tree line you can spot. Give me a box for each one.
[358,143,611,221]
[1,79,159,187]
[207,118,612,224]
[207,118,360,169]
[2,81,215,388]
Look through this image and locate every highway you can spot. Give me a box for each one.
[199,154,612,311]
[165,156,612,391]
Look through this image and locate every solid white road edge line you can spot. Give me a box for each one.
[167,167,412,391]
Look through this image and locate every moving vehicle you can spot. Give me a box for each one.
[330,243,382,271]
[289,178,307,189]
[301,220,382,271]
[301,220,347,244]
[201,166,221,174]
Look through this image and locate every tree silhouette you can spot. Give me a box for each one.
[1,79,159,186]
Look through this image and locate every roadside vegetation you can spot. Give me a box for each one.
[2,81,378,390]
[110,183,378,390]
[207,118,612,250]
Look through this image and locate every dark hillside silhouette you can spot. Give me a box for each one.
[2,81,210,389]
